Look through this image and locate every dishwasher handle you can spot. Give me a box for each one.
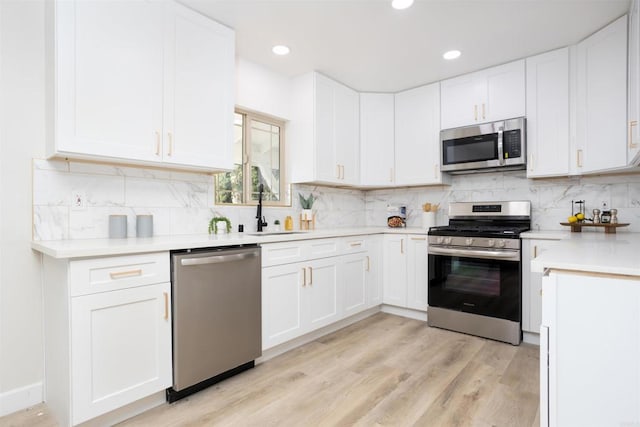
[180,251,257,266]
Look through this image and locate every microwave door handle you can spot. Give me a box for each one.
[497,126,505,165]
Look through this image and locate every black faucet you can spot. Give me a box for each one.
[256,183,267,232]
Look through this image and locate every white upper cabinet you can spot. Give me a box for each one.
[163,2,235,169]
[395,83,448,185]
[290,72,360,186]
[629,0,640,164]
[440,60,525,129]
[526,48,570,178]
[48,0,234,171]
[360,93,395,186]
[574,15,628,173]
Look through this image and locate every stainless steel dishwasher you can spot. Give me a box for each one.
[167,245,261,403]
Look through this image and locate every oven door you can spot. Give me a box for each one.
[428,247,521,322]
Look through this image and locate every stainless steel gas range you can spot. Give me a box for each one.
[427,201,531,345]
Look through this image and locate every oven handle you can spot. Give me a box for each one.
[497,125,505,165]
[428,246,520,261]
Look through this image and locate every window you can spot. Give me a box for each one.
[215,109,287,205]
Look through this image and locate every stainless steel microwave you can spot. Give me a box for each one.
[440,117,526,173]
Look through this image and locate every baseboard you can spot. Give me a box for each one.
[259,307,381,363]
[381,304,428,322]
[523,331,540,346]
[0,382,43,417]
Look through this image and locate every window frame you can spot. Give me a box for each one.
[214,108,290,207]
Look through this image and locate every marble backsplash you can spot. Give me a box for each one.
[32,159,366,240]
[365,170,640,232]
[33,159,640,240]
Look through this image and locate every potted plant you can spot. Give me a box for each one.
[273,219,281,231]
[299,193,315,220]
[208,216,232,235]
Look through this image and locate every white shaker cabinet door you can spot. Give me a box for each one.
[360,93,395,186]
[261,263,305,350]
[163,2,235,169]
[526,48,570,178]
[314,74,340,184]
[629,0,640,163]
[406,235,428,311]
[382,235,408,307]
[54,0,164,162]
[334,83,360,185]
[575,15,628,173]
[70,283,172,425]
[440,74,479,129]
[395,83,444,185]
[341,253,368,317]
[367,235,384,307]
[481,60,526,123]
[306,258,341,331]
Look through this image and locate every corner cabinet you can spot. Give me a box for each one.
[47,0,235,171]
[440,60,525,129]
[573,15,628,174]
[526,48,570,178]
[289,72,360,186]
[42,252,172,426]
[360,93,395,186]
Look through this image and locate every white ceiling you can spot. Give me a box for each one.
[183,0,631,92]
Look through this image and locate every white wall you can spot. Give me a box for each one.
[235,57,291,120]
[0,0,46,416]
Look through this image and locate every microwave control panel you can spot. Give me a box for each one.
[503,129,522,159]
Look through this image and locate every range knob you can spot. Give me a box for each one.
[487,239,495,247]
[436,237,444,244]
[444,237,453,245]
[465,238,474,246]
[496,239,506,248]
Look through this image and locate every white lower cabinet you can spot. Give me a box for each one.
[42,252,172,426]
[521,239,560,334]
[261,236,382,350]
[541,271,640,426]
[71,283,172,424]
[382,234,428,311]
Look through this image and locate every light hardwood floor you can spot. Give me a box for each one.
[2,313,540,426]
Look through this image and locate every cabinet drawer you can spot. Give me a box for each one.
[262,238,341,267]
[69,252,170,297]
[340,236,368,254]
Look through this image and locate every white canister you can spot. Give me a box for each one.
[136,215,153,238]
[422,212,436,230]
[108,215,127,238]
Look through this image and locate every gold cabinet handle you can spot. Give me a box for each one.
[341,165,345,180]
[155,131,161,156]
[350,242,362,247]
[308,267,313,285]
[167,132,173,156]
[577,149,583,168]
[630,121,638,149]
[336,164,341,179]
[401,239,404,254]
[474,104,478,121]
[533,245,538,259]
[411,236,426,241]
[302,268,307,287]
[163,292,169,320]
[366,256,370,272]
[482,103,486,119]
[109,269,142,280]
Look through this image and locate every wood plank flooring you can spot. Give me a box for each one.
[1,313,539,427]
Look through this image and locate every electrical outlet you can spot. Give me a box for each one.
[71,191,87,211]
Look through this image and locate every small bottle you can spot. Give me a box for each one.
[284,215,293,231]
[611,209,618,224]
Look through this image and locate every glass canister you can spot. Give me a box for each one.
[284,215,294,231]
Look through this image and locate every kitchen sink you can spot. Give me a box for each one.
[246,231,307,236]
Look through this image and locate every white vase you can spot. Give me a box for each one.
[301,209,313,220]
[215,221,228,234]
[422,212,436,230]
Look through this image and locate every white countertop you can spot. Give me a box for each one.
[530,232,640,277]
[31,226,428,259]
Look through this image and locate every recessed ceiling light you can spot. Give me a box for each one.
[443,50,461,60]
[272,45,290,56]
[392,0,414,10]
